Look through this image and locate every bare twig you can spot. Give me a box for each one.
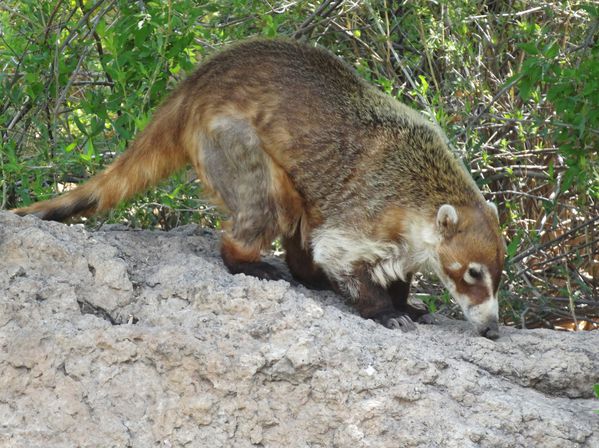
[293,0,343,39]
[511,216,599,263]
[563,258,578,329]
[53,0,117,115]
[466,6,545,22]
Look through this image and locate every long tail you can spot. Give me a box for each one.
[12,93,191,222]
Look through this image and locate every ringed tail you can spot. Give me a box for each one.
[12,93,190,222]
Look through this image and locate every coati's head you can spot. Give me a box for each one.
[433,203,505,339]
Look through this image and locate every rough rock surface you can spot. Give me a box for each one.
[0,210,597,447]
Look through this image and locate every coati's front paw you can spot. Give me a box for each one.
[417,313,437,325]
[416,313,451,325]
[386,315,417,332]
[376,314,418,332]
[230,261,288,282]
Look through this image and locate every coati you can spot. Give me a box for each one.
[13,39,505,339]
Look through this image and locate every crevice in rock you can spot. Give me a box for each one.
[77,298,117,325]
[458,354,593,399]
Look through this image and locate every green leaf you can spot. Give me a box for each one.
[418,75,429,95]
[507,231,522,259]
[518,42,539,54]
[72,115,88,136]
[580,4,599,17]
[561,167,576,192]
[518,79,532,101]
[542,41,559,58]
[64,142,77,153]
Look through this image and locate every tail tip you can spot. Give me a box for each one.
[12,195,98,222]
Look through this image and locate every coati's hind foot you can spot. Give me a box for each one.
[226,260,288,281]
[220,234,288,281]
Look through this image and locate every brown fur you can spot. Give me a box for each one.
[13,39,504,332]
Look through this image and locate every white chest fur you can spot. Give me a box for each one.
[311,218,440,289]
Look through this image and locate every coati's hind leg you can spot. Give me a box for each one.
[282,227,332,290]
[199,116,301,281]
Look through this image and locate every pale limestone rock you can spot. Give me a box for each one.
[0,211,597,447]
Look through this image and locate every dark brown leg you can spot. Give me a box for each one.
[348,264,417,331]
[282,228,332,290]
[387,275,429,320]
[388,276,412,309]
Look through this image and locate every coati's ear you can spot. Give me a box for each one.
[436,204,458,237]
[487,201,499,220]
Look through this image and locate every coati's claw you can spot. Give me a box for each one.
[381,315,417,332]
[389,316,417,332]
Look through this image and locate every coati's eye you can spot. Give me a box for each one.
[468,267,482,279]
[464,265,484,285]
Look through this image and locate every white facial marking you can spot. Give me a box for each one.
[463,262,484,285]
[438,274,470,311]
[467,296,499,327]
[449,261,462,271]
[481,263,494,301]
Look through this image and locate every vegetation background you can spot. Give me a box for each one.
[1,0,597,330]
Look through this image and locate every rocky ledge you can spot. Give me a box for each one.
[0,211,597,447]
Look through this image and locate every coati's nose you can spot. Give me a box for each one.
[480,322,500,340]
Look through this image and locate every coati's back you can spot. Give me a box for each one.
[184,39,480,216]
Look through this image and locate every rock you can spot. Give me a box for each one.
[0,211,597,447]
